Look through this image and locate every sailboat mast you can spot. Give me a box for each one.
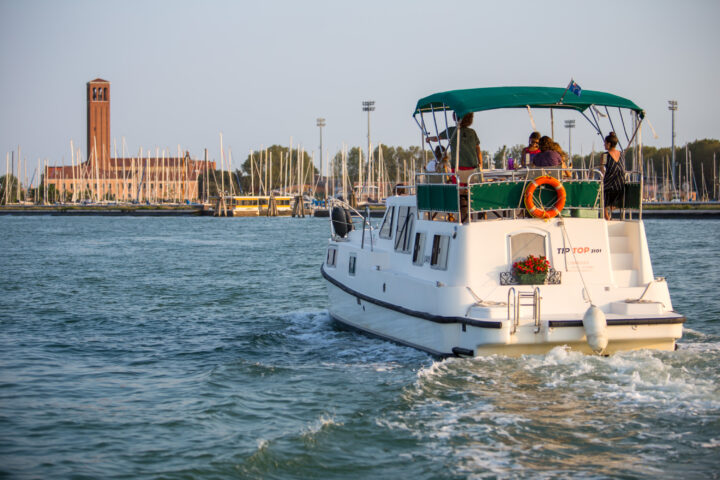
[714,152,718,201]
[16,147,21,203]
[219,133,225,198]
[251,151,255,195]
[4,152,9,205]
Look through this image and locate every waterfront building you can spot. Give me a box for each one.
[44,79,215,203]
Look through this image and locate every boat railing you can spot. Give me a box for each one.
[621,171,643,220]
[468,168,605,221]
[415,168,607,222]
[361,205,374,251]
[508,287,542,334]
[394,184,418,196]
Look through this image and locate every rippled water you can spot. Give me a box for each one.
[0,216,718,479]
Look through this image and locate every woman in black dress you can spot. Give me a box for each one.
[602,132,624,220]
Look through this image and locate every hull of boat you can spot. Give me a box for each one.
[323,193,685,357]
[326,280,682,357]
[226,208,293,217]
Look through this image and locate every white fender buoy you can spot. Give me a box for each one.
[582,305,608,354]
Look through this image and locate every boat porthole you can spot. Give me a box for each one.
[356,297,361,305]
[462,323,466,332]
[383,283,386,292]
[632,324,638,330]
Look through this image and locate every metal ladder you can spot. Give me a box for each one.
[507,287,542,334]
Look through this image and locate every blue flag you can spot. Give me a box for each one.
[568,79,582,97]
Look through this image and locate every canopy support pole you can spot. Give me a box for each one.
[604,106,620,149]
[623,117,643,161]
[618,107,631,144]
[430,105,441,142]
[413,114,427,136]
[443,108,451,148]
[588,107,605,140]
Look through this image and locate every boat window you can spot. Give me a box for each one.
[326,246,337,267]
[394,206,415,253]
[412,232,426,266]
[510,232,546,263]
[430,234,450,270]
[349,254,357,276]
[379,206,394,239]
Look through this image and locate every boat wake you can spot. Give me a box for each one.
[281,309,432,367]
[388,339,720,478]
[238,311,720,478]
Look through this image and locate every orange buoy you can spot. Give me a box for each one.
[524,175,566,219]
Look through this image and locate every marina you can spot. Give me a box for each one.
[2,201,720,217]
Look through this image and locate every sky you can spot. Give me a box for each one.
[1,0,719,179]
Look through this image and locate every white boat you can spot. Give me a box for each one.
[321,86,684,356]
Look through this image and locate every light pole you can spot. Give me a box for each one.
[317,118,326,198]
[564,119,575,166]
[362,100,375,196]
[362,101,375,156]
[668,100,678,193]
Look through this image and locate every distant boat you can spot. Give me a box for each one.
[213,195,292,217]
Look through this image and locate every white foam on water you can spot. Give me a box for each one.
[374,416,412,432]
[301,414,343,441]
[255,438,268,451]
[596,352,715,412]
[284,310,332,335]
[697,438,720,448]
[683,327,709,337]
[452,439,521,480]
[287,312,432,376]
[388,341,720,477]
[416,359,450,381]
[284,309,719,477]
[676,340,720,353]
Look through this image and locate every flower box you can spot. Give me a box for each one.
[517,273,547,285]
[512,255,551,285]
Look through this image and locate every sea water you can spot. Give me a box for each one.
[0,216,718,479]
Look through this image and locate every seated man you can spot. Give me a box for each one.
[520,131,541,168]
[425,146,441,183]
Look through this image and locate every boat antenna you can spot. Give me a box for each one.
[526,105,537,131]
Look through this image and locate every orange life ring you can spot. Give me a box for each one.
[524,175,566,219]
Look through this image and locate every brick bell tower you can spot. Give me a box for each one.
[87,78,110,167]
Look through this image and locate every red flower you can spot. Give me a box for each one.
[513,254,551,276]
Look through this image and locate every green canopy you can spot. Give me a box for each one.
[414,86,643,119]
